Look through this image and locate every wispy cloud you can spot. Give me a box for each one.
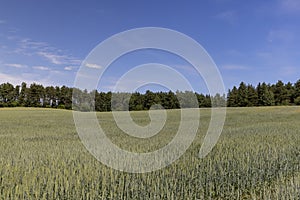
[279,66,300,77]
[279,0,300,12]
[256,52,273,59]
[0,73,27,86]
[37,52,66,65]
[85,63,103,69]
[5,63,27,68]
[32,66,50,71]
[64,66,75,71]
[214,10,237,24]
[19,38,48,50]
[0,23,81,72]
[13,38,82,66]
[0,72,52,86]
[37,50,81,65]
[226,49,244,57]
[9,38,47,56]
[222,64,249,70]
[267,29,294,43]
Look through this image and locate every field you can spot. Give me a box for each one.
[0,107,300,199]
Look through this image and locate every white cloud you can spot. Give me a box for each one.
[0,73,26,85]
[64,66,73,71]
[8,38,48,56]
[0,20,6,24]
[222,64,249,70]
[279,66,299,76]
[214,10,237,24]
[256,52,272,59]
[11,38,81,66]
[0,34,81,74]
[37,51,81,66]
[5,63,27,68]
[37,52,65,65]
[20,38,48,50]
[0,72,51,86]
[32,66,49,71]
[279,0,300,12]
[85,63,103,69]
[267,30,294,43]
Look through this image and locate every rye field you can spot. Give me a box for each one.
[0,106,300,199]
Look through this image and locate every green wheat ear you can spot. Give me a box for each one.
[0,107,299,199]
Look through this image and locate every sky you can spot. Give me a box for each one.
[0,0,300,93]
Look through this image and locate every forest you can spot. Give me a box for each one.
[0,79,299,111]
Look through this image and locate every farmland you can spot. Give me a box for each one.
[0,107,300,199]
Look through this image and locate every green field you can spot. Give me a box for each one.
[0,107,300,199]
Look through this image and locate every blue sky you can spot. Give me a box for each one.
[0,0,300,93]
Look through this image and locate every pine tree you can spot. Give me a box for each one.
[237,82,248,107]
[285,82,294,105]
[273,80,288,105]
[247,84,258,106]
[227,86,238,107]
[257,82,275,106]
[294,80,300,99]
[0,83,15,106]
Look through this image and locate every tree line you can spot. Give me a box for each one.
[0,80,299,111]
[0,82,225,111]
[227,80,300,107]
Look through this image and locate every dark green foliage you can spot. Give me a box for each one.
[295,96,300,105]
[227,86,238,107]
[247,84,258,106]
[272,80,289,105]
[1,79,300,110]
[237,82,248,107]
[212,93,226,107]
[27,83,44,107]
[257,83,275,106]
[227,80,300,107]
[0,82,15,106]
[294,80,300,101]
[0,82,221,111]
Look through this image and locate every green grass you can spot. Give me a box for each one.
[0,106,299,199]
